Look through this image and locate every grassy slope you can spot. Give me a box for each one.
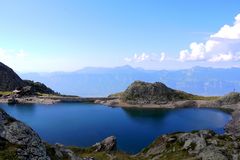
[110,91,220,101]
[175,90,219,101]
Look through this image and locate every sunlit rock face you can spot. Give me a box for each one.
[121,81,194,104]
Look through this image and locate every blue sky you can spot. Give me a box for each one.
[0,0,240,72]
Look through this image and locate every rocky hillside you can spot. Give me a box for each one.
[120,81,202,105]
[23,80,55,95]
[0,62,55,95]
[217,92,240,106]
[137,130,240,160]
[0,62,25,91]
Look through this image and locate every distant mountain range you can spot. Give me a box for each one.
[19,65,240,97]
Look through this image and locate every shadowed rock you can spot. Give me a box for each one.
[0,61,56,95]
[0,62,25,91]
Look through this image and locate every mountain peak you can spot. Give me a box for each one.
[120,81,192,104]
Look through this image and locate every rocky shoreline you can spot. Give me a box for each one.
[0,96,60,105]
[0,95,116,105]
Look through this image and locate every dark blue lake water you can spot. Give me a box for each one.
[0,103,231,153]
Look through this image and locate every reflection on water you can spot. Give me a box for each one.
[1,104,37,118]
[122,108,170,121]
[11,104,36,112]
[0,103,232,154]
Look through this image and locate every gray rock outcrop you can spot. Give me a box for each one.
[225,109,240,137]
[217,92,240,105]
[92,136,117,152]
[139,130,240,160]
[0,108,50,160]
[47,143,83,160]
[120,81,196,104]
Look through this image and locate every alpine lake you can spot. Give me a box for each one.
[0,103,231,154]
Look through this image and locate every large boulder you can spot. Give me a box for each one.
[92,136,117,152]
[0,108,50,160]
[46,143,83,160]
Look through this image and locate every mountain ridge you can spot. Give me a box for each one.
[20,66,240,97]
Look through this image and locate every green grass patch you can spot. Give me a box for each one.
[175,91,219,101]
[68,146,139,160]
[0,139,19,160]
[0,91,12,96]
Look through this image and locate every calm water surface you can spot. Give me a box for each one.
[0,103,231,153]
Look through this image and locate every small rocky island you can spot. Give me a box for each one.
[98,81,240,111]
[1,61,240,159]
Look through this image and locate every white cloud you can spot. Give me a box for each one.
[209,53,240,62]
[179,13,240,62]
[179,42,205,61]
[159,52,165,62]
[125,52,166,63]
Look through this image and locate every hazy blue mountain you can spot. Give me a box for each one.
[19,66,240,97]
